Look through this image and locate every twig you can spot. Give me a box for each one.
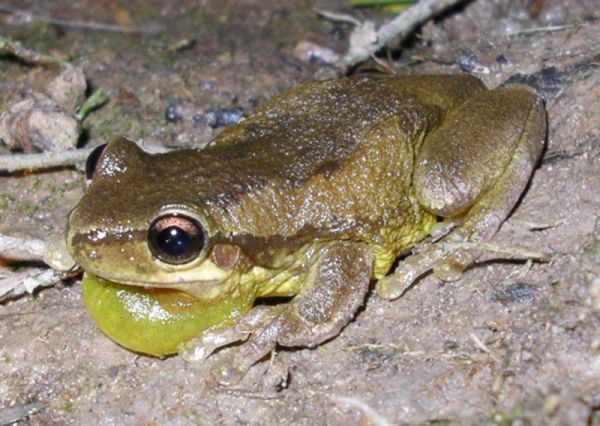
[506,13,600,37]
[330,395,393,426]
[0,234,46,261]
[469,332,490,353]
[315,8,363,26]
[0,144,171,172]
[506,23,575,36]
[0,4,162,34]
[0,233,77,271]
[0,34,64,66]
[0,402,46,426]
[468,332,500,362]
[0,148,93,172]
[0,268,64,301]
[338,0,466,69]
[0,233,80,301]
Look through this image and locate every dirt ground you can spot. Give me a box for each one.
[1,0,599,424]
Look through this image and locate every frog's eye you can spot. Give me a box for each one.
[148,214,205,264]
[85,144,108,180]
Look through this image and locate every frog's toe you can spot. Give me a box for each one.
[179,338,212,362]
[432,260,464,282]
[207,351,289,395]
[378,241,472,299]
[180,327,249,363]
[376,244,447,300]
[262,354,289,391]
[375,270,416,300]
[432,249,473,282]
[210,338,277,387]
[377,246,476,299]
[209,356,249,387]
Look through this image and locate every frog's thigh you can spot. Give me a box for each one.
[418,85,545,271]
[209,241,374,384]
[414,85,545,218]
[378,86,546,300]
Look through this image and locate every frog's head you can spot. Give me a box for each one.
[66,137,250,301]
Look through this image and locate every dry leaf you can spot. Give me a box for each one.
[0,66,85,152]
[108,0,134,27]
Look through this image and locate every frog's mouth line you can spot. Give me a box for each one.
[70,236,235,299]
[90,273,230,300]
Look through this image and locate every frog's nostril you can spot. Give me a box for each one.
[148,213,205,264]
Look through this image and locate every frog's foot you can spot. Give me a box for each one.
[378,85,546,300]
[181,304,278,367]
[180,306,283,388]
[199,307,284,387]
[207,350,289,397]
[187,241,374,386]
[376,243,445,300]
[375,233,483,300]
[206,335,290,389]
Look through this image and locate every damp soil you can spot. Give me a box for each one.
[0,0,599,424]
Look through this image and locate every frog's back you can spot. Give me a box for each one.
[213,74,484,186]
[183,75,485,252]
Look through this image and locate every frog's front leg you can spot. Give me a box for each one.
[186,241,374,385]
[377,84,546,300]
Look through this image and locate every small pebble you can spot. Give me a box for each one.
[217,108,244,127]
[458,51,490,74]
[204,109,218,128]
[192,112,203,125]
[493,282,539,303]
[165,103,183,122]
[204,107,243,129]
[496,54,508,65]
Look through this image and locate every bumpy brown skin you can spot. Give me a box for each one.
[69,75,485,276]
[67,74,546,384]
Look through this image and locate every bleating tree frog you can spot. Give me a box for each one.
[66,74,546,384]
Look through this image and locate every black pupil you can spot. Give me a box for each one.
[148,215,205,264]
[157,226,191,257]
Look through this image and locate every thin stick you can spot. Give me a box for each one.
[468,332,500,362]
[0,148,92,172]
[0,144,171,172]
[330,395,393,426]
[0,234,46,262]
[339,0,466,69]
[0,4,162,34]
[0,402,46,426]
[315,8,363,26]
[508,12,600,38]
[0,268,64,301]
[0,35,64,66]
[506,24,575,36]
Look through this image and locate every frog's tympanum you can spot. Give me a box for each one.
[66,74,546,383]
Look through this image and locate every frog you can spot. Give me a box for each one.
[66,74,546,385]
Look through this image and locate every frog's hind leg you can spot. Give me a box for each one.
[377,85,546,300]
